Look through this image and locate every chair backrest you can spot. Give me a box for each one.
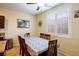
[47,40,57,56]
[18,36,24,55]
[18,36,30,56]
[21,38,26,50]
[40,33,50,40]
[18,36,22,48]
[40,33,44,38]
[21,38,30,55]
[44,34,50,40]
[24,33,30,37]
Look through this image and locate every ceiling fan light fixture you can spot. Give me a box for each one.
[36,6,40,10]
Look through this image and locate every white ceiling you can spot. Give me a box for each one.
[0,3,59,15]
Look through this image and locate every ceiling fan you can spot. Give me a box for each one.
[26,3,41,11]
[26,3,58,11]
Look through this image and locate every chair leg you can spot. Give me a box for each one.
[20,48,22,55]
[22,50,24,56]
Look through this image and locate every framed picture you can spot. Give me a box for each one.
[17,19,30,28]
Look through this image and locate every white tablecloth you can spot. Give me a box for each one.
[24,36,48,55]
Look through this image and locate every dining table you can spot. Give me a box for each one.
[22,36,49,56]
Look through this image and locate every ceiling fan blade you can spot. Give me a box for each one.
[26,3,37,4]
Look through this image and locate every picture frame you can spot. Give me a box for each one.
[17,19,30,28]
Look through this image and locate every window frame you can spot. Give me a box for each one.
[46,6,72,38]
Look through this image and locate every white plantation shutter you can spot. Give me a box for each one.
[48,15,56,33]
[46,6,72,38]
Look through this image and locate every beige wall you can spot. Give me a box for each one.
[0,8,37,46]
[36,3,79,55]
[0,3,79,55]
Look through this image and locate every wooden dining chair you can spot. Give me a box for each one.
[40,33,45,38]
[44,34,50,40]
[21,38,30,56]
[47,40,57,56]
[18,36,24,56]
[24,33,30,37]
[40,33,51,40]
[18,36,30,56]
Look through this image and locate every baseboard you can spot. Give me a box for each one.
[58,49,71,56]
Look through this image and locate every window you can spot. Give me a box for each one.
[46,6,72,38]
[47,14,56,33]
[56,11,68,35]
